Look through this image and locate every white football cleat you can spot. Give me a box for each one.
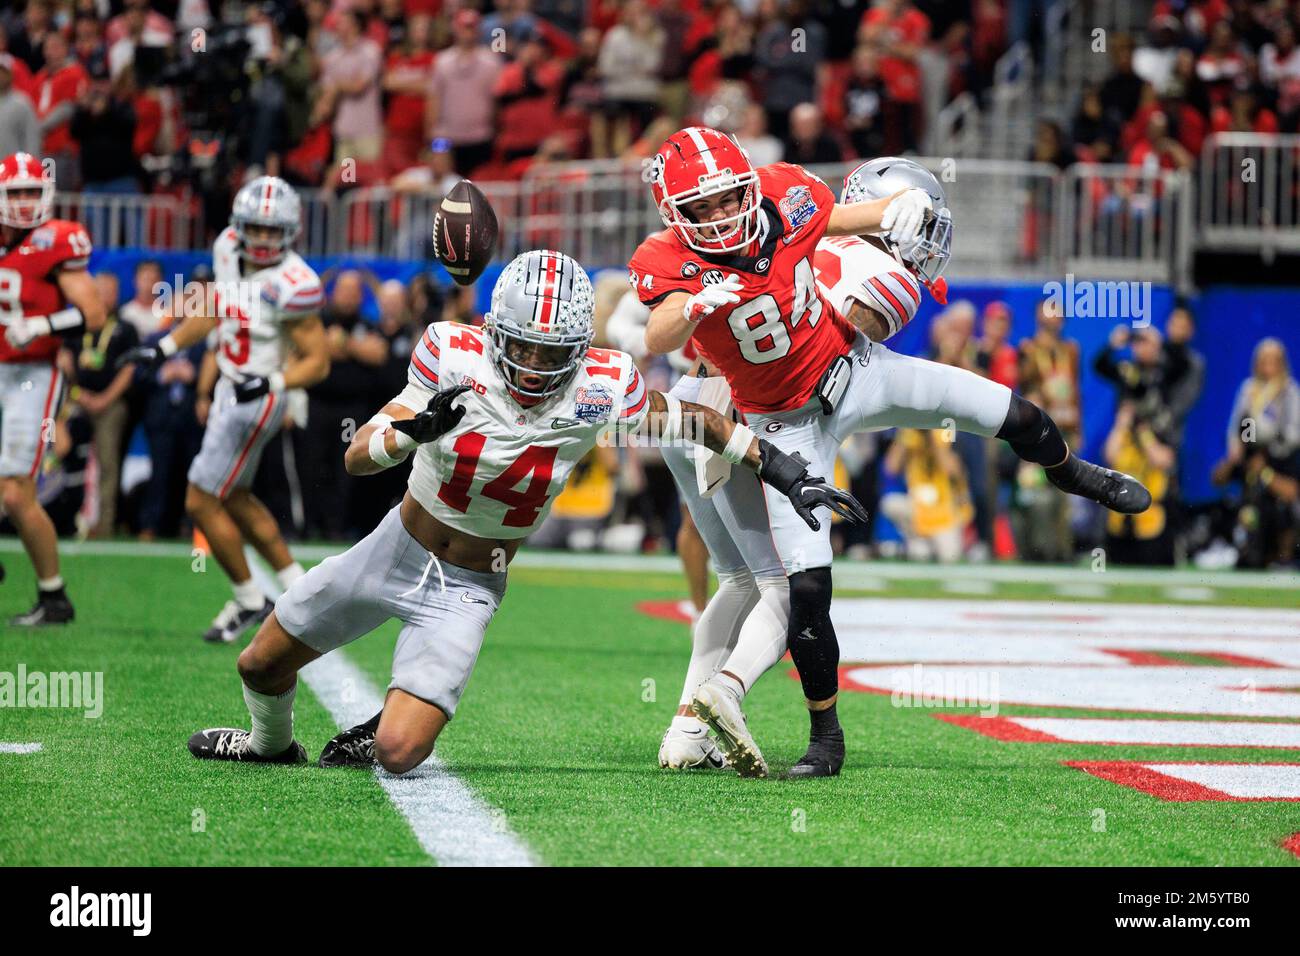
[659,717,727,770]
[691,680,768,778]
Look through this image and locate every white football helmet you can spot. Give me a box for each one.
[842,157,952,285]
[485,250,595,406]
[231,175,302,266]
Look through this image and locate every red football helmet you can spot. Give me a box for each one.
[0,152,54,229]
[648,127,762,254]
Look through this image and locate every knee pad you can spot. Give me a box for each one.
[996,394,1068,467]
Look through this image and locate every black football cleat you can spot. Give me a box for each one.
[319,712,383,768]
[784,733,846,779]
[9,592,75,626]
[1046,455,1152,515]
[187,728,308,764]
[202,599,273,644]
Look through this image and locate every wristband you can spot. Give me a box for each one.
[368,425,406,468]
[658,392,683,443]
[721,423,756,464]
[25,316,52,337]
[48,307,85,332]
[159,334,178,357]
[269,371,286,393]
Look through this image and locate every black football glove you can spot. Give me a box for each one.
[757,439,870,532]
[233,376,273,403]
[116,344,167,371]
[391,385,471,444]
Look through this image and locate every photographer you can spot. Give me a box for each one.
[1102,401,1175,565]
[1093,324,1188,446]
[243,4,313,177]
[1213,339,1300,568]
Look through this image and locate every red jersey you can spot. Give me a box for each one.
[0,219,93,364]
[629,163,854,414]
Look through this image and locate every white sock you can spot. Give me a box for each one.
[38,575,65,592]
[678,568,757,707]
[714,671,745,699]
[232,578,265,611]
[243,682,295,756]
[719,574,791,697]
[276,562,305,591]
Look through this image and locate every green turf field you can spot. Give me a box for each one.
[1,542,1298,866]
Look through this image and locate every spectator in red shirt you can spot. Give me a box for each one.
[33,32,88,189]
[1128,110,1194,173]
[382,13,437,174]
[494,29,565,164]
[859,0,930,152]
[977,301,1019,392]
[1211,87,1280,134]
[0,23,36,97]
[1196,20,1247,108]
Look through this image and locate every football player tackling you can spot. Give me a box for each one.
[185,249,866,772]
[0,152,106,624]
[119,177,329,644]
[634,132,1152,778]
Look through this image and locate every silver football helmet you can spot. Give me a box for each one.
[842,157,952,285]
[485,250,595,405]
[231,175,302,266]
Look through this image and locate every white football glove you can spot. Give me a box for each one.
[4,315,49,350]
[880,188,933,248]
[682,274,743,323]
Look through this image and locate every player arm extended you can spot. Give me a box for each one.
[637,390,869,531]
[345,401,418,476]
[5,268,108,348]
[280,315,330,390]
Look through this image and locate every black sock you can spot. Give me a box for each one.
[785,568,840,703]
[38,585,66,602]
[996,394,1068,467]
[809,702,842,738]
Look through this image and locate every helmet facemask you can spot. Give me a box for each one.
[661,174,762,254]
[0,182,54,229]
[899,207,952,285]
[487,318,591,407]
[235,218,295,266]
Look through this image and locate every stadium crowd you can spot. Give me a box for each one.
[20,259,1298,572]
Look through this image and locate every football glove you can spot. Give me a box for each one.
[391,385,470,444]
[880,188,933,249]
[233,375,277,403]
[757,440,870,532]
[116,343,168,371]
[682,274,743,323]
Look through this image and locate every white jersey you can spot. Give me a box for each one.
[211,226,325,380]
[393,321,650,539]
[813,235,922,340]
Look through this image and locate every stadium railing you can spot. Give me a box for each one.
[1198,132,1300,256]
[52,191,203,251]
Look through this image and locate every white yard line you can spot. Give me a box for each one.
[299,653,536,867]
[5,536,1295,591]
[244,552,535,867]
[0,742,42,754]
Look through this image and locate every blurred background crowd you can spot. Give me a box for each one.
[1,0,1297,200]
[0,0,1295,570]
[21,259,1300,571]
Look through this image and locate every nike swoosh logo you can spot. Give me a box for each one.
[460,592,490,606]
[551,418,582,429]
[441,217,458,262]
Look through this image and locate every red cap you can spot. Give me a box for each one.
[983,300,1010,320]
[454,9,482,30]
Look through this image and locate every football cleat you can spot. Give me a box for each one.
[9,592,75,626]
[1046,456,1152,515]
[784,733,846,779]
[691,680,768,778]
[658,718,727,770]
[319,713,382,768]
[202,599,272,644]
[187,728,308,764]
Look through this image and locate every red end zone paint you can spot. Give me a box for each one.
[636,600,692,625]
[934,714,1064,743]
[1282,833,1300,860]
[1065,760,1300,802]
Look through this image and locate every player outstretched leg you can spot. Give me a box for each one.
[187,611,315,763]
[185,483,274,644]
[2,475,75,625]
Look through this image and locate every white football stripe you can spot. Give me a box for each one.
[1015,718,1300,749]
[685,127,717,174]
[247,550,535,867]
[300,653,536,867]
[1147,763,1300,799]
[0,742,42,754]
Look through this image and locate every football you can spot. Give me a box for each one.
[432,179,498,286]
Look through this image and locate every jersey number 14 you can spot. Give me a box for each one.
[437,432,559,528]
